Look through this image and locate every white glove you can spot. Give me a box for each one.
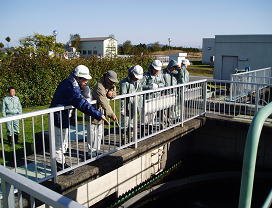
[151,83,159,89]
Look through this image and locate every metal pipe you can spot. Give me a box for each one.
[238,102,272,208]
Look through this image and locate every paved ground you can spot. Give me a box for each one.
[189,75,213,82]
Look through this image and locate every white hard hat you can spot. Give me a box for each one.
[129,65,143,80]
[74,65,92,80]
[151,60,162,71]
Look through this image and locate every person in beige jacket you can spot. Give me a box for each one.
[87,70,118,157]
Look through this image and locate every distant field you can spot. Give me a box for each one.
[149,50,202,59]
[187,64,213,76]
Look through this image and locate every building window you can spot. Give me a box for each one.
[83,50,86,55]
[88,50,92,55]
[93,50,97,55]
[208,47,212,50]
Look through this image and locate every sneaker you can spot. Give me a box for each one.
[56,162,74,175]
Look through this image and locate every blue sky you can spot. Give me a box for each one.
[1,0,271,48]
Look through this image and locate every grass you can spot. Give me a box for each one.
[187,65,213,77]
[0,105,49,164]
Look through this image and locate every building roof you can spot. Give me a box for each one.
[80,37,116,42]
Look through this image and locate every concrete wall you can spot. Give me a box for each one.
[37,116,272,207]
[213,35,272,80]
[66,146,166,207]
[202,38,215,64]
[183,116,272,169]
[79,41,104,58]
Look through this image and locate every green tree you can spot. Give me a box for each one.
[69,34,81,50]
[19,33,65,56]
[122,40,133,54]
[151,41,161,52]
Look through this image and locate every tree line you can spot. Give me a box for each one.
[118,40,201,55]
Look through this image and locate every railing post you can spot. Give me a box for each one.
[48,112,57,183]
[255,87,260,114]
[1,179,15,208]
[181,85,185,127]
[133,95,138,148]
[203,81,207,114]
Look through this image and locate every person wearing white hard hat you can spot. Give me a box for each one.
[180,60,190,84]
[50,65,107,175]
[119,65,144,142]
[142,60,166,127]
[142,60,165,91]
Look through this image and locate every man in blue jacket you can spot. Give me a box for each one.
[50,65,106,174]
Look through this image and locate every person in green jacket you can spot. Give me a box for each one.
[162,59,189,124]
[142,60,165,91]
[120,65,144,134]
[142,60,166,126]
[2,87,22,144]
[163,59,182,86]
[180,59,190,84]
[163,59,190,86]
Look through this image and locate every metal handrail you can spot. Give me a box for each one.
[232,67,271,76]
[238,101,272,208]
[0,80,207,182]
[0,165,85,208]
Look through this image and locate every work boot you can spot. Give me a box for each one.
[7,136,12,145]
[56,162,74,175]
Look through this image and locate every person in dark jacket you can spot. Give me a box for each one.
[50,65,106,174]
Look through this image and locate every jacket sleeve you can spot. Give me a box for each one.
[184,68,190,83]
[142,76,152,90]
[120,82,127,112]
[68,85,102,120]
[95,86,115,118]
[2,98,6,117]
[158,74,166,88]
[176,67,185,84]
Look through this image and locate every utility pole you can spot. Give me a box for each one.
[52,30,58,56]
[168,37,171,51]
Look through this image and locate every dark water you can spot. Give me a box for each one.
[128,156,272,208]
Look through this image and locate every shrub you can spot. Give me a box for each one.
[0,55,153,107]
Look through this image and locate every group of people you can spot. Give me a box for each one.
[2,59,189,175]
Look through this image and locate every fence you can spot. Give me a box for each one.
[206,79,272,120]
[231,67,272,100]
[0,165,85,208]
[0,80,206,183]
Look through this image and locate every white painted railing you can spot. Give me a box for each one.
[1,77,272,206]
[0,165,85,208]
[206,79,272,120]
[231,67,272,100]
[0,80,206,183]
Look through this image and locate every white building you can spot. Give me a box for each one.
[202,38,215,65]
[79,37,118,58]
[203,35,272,80]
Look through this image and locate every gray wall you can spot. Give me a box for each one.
[202,38,215,64]
[213,35,272,80]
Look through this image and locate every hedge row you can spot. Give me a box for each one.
[0,55,153,107]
